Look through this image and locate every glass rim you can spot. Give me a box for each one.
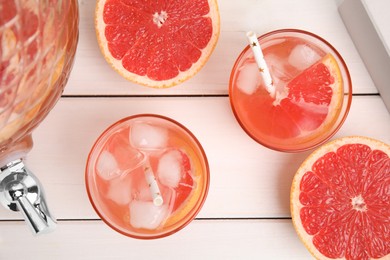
[85,113,210,239]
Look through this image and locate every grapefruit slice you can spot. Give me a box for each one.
[95,0,220,88]
[168,149,194,212]
[291,136,390,260]
[257,53,343,140]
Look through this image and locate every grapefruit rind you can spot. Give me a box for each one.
[290,136,390,260]
[317,53,343,131]
[95,0,220,88]
[162,135,208,229]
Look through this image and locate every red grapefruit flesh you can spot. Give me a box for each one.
[253,53,343,140]
[291,136,390,259]
[95,0,220,88]
[157,149,194,212]
[172,149,194,212]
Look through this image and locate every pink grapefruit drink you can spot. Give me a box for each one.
[85,114,209,239]
[229,29,352,152]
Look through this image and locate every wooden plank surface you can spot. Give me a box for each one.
[66,0,377,95]
[0,96,388,221]
[0,220,312,259]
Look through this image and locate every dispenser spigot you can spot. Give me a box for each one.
[0,159,56,235]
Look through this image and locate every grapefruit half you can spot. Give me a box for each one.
[95,0,220,88]
[291,136,390,259]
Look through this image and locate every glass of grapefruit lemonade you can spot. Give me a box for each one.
[85,114,209,239]
[229,29,352,152]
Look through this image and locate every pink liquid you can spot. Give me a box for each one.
[229,30,352,152]
[0,0,79,163]
[86,115,209,239]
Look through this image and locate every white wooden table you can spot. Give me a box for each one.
[1,0,389,259]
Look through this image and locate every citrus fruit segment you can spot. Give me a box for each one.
[291,136,390,260]
[156,149,194,212]
[257,53,343,140]
[95,0,220,88]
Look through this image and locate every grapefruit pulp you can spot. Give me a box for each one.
[95,0,220,88]
[291,136,390,259]
[249,53,343,140]
[156,149,194,212]
[279,53,344,139]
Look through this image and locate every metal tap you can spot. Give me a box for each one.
[0,159,56,235]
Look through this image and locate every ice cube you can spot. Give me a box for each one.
[265,54,290,81]
[130,122,168,150]
[264,53,293,99]
[108,129,145,171]
[96,150,119,181]
[106,177,133,205]
[157,150,182,188]
[288,44,321,70]
[129,200,168,229]
[236,61,261,95]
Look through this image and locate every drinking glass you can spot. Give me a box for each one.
[85,114,210,239]
[229,29,352,152]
